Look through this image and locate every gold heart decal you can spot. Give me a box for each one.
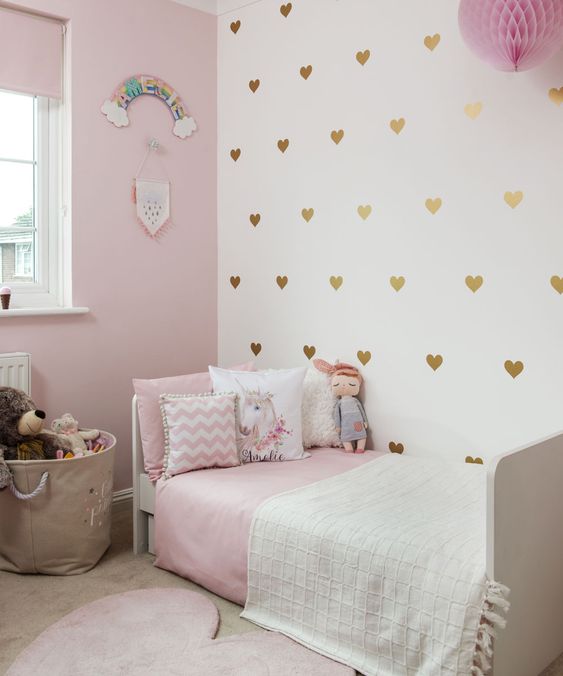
[276,275,288,289]
[426,354,443,371]
[504,360,524,378]
[330,129,344,145]
[390,276,405,292]
[249,213,261,227]
[425,197,442,214]
[277,138,289,153]
[280,3,292,17]
[249,79,260,93]
[230,20,241,34]
[464,102,482,119]
[356,49,370,65]
[357,204,372,220]
[548,87,563,105]
[465,456,484,465]
[301,208,314,222]
[389,441,404,454]
[329,275,343,290]
[550,275,563,294]
[390,118,405,134]
[300,65,312,80]
[465,275,483,293]
[357,350,371,365]
[424,33,441,51]
[303,345,316,360]
[230,275,240,289]
[250,342,262,356]
[504,191,523,209]
[230,148,241,162]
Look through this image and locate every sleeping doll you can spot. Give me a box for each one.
[313,359,368,453]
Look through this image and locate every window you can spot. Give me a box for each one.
[0,8,70,312]
[15,242,33,278]
[0,88,66,307]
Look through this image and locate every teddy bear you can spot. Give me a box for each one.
[51,413,99,454]
[0,387,74,489]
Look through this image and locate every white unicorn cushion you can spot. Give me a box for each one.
[209,366,309,463]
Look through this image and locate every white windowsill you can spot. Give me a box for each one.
[0,307,89,318]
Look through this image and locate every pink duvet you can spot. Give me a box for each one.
[155,448,384,605]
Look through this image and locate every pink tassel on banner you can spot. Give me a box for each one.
[136,215,172,239]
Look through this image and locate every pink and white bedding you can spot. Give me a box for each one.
[154,448,384,604]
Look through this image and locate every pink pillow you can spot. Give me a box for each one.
[133,362,253,481]
[161,393,239,477]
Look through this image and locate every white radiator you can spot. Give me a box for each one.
[0,352,31,394]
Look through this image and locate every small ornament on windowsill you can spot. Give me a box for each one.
[131,139,171,239]
[0,287,11,310]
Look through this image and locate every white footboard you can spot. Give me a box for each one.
[487,430,563,676]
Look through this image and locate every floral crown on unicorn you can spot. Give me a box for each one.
[235,380,274,401]
[244,390,274,400]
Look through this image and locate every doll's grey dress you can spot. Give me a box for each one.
[333,396,368,442]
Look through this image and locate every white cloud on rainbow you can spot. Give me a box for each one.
[101,99,129,128]
[173,116,197,139]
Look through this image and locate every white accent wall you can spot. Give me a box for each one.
[218,0,563,461]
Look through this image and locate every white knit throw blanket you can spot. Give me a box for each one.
[242,455,509,676]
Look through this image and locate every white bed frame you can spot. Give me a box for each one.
[132,395,563,676]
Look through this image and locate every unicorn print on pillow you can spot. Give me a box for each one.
[209,366,309,464]
[237,383,292,462]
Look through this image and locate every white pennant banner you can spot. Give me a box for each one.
[135,178,170,237]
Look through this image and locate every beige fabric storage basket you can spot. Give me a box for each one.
[0,432,116,575]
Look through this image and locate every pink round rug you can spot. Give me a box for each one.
[7,588,354,675]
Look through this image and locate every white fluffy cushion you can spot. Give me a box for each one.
[209,366,308,463]
[301,368,342,448]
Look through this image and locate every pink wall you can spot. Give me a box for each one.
[1,0,218,490]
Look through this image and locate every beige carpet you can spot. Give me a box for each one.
[1,499,561,676]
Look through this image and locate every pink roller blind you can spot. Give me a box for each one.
[0,7,63,99]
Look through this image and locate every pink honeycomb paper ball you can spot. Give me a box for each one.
[459,0,563,72]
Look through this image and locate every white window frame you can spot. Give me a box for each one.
[0,44,71,310]
[6,93,67,308]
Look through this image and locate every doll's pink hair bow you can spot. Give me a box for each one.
[313,359,363,383]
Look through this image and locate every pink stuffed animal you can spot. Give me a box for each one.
[51,413,99,454]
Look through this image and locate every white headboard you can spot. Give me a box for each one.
[131,394,153,554]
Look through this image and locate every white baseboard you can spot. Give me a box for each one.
[113,488,133,504]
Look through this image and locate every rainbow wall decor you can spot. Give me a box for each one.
[101,75,197,138]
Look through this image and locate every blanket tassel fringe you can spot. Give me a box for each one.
[471,580,511,676]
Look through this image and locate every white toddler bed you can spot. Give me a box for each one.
[131,395,563,676]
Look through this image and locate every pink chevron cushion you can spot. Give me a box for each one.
[161,393,239,477]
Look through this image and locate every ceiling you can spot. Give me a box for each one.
[172,0,254,15]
